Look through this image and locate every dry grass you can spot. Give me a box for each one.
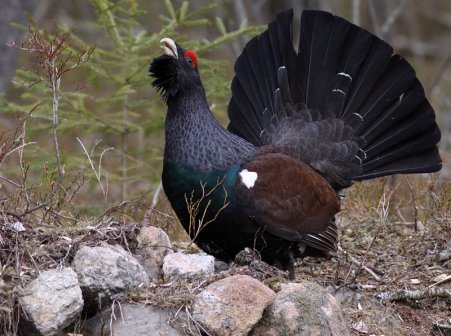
[1,162,449,335]
[295,174,450,335]
[1,117,450,335]
[0,195,151,335]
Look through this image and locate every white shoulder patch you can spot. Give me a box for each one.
[239,169,258,189]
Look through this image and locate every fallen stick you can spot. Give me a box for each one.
[338,246,382,281]
[428,274,451,288]
[376,287,451,301]
[433,322,451,332]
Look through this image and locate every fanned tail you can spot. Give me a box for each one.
[227,9,442,190]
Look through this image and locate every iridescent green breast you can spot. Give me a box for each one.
[162,162,241,235]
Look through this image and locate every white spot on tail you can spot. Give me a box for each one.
[353,112,364,122]
[239,169,258,189]
[332,88,345,95]
[337,72,353,81]
[359,148,367,160]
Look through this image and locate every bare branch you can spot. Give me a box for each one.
[377,287,451,302]
[381,0,408,35]
[151,181,163,209]
[337,246,381,281]
[185,176,230,246]
[352,0,360,26]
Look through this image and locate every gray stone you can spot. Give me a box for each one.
[438,249,450,261]
[162,252,214,280]
[193,274,275,336]
[19,267,83,336]
[136,226,173,282]
[250,282,350,336]
[83,303,183,336]
[214,260,230,273]
[73,243,149,301]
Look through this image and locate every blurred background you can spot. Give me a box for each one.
[1,0,450,216]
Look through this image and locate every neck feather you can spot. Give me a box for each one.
[164,86,255,172]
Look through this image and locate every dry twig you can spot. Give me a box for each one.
[336,193,389,291]
[338,246,381,281]
[185,177,229,245]
[376,287,451,302]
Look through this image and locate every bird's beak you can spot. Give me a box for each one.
[160,38,178,59]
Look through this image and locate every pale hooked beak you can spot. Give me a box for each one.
[160,38,178,59]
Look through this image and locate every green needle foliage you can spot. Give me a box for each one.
[2,0,264,215]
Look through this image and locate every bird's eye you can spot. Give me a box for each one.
[183,50,197,69]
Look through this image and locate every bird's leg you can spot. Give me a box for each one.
[280,249,295,280]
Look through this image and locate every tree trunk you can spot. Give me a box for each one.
[0,0,37,93]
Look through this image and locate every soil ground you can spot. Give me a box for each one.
[0,176,449,335]
[294,176,450,336]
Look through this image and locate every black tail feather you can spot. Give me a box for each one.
[361,127,441,173]
[297,10,336,108]
[364,102,437,161]
[300,218,338,253]
[341,38,393,120]
[228,10,295,145]
[361,78,425,145]
[346,56,417,132]
[324,29,374,117]
[227,9,442,189]
[356,146,442,180]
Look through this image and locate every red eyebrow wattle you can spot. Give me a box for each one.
[184,50,197,68]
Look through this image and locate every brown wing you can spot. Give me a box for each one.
[237,152,340,246]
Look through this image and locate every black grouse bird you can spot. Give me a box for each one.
[150,10,442,277]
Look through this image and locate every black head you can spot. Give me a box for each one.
[149,38,200,102]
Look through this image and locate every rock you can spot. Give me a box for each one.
[438,249,450,261]
[136,226,173,282]
[332,286,363,306]
[251,282,350,336]
[18,267,83,336]
[162,252,214,280]
[83,303,183,336]
[72,243,149,313]
[351,320,368,334]
[214,260,230,273]
[193,274,275,336]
